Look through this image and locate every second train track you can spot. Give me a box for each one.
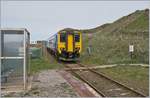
[64,63,146,97]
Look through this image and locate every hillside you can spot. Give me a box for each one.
[79,9,149,65]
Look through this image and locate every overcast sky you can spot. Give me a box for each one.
[1,1,150,41]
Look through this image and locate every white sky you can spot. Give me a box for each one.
[1,1,150,41]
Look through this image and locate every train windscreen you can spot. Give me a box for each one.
[75,34,80,42]
[60,33,66,42]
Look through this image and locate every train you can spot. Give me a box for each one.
[47,28,82,61]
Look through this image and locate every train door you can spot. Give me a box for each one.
[67,34,74,52]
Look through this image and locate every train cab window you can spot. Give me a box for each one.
[60,33,66,42]
[75,34,80,42]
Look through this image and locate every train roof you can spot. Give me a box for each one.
[58,28,79,33]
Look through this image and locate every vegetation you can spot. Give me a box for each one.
[30,57,63,74]
[96,65,149,95]
[79,9,149,65]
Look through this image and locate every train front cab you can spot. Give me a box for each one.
[57,31,82,61]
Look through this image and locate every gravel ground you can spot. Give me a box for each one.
[2,70,78,97]
[25,70,78,97]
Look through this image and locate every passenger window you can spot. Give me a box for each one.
[60,33,66,42]
[75,34,80,42]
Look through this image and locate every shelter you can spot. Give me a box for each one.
[0,28,30,91]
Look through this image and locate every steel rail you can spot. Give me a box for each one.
[77,63,147,97]
[64,63,106,96]
[64,64,106,96]
[71,71,106,97]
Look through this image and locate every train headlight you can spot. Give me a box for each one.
[60,47,65,51]
[75,47,80,51]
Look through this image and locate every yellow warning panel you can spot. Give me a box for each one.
[67,34,73,52]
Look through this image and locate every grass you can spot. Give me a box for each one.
[80,9,149,65]
[96,65,149,95]
[30,57,63,74]
[124,11,149,31]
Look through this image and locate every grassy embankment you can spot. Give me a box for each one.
[79,9,149,65]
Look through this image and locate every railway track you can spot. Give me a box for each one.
[64,63,146,97]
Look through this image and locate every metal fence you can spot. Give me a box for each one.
[0,28,30,91]
[30,47,42,58]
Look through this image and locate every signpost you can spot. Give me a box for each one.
[129,44,134,62]
[129,45,134,53]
